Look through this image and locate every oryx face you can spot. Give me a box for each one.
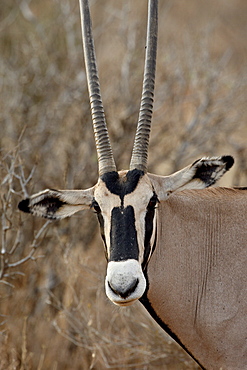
[18,0,235,310]
[93,170,158,306]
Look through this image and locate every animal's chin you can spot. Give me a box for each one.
[110,297,139,307]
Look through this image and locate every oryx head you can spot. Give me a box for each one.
[18,0,234,306]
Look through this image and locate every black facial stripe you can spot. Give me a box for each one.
[142,194,157,270]
[110,206,139,262]
[96,212,108,259]
[101,169,144,203]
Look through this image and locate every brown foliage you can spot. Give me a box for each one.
[1,0,246,369]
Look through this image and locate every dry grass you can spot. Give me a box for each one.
[0,0,246,369]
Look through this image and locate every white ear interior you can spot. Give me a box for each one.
[19,188,95,219]
[148,156,234,201]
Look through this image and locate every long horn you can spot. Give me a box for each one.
[129,0,158,172]
[79,0,116,176]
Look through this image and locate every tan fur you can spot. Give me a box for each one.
[146,187,247,370]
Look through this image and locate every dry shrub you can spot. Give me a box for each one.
[1,0,246,369]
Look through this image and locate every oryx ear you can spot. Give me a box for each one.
[18,188,95,220]
[149,156,234,200]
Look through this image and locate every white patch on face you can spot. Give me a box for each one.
[150,209,157,245]
[105,260,146,306]
[94,179,121,257]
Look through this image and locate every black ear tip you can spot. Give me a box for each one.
[222,155,234,171]
[18,199,30,213]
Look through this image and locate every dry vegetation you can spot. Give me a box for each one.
[0,0,246,369]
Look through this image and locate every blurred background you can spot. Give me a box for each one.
[0,0,246,368]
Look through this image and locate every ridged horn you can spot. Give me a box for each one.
[129,0,158,173]
[79,0,116,176]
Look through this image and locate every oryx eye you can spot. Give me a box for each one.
[147,194,158,210]
[92,200,101,214]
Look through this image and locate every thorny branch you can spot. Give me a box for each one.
[0,147,51,284]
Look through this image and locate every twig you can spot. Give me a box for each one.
[7,220,51,268]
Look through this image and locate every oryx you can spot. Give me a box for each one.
[18,0,247,369]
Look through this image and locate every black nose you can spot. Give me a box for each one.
[108,278,139,299]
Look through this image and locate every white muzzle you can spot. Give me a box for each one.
[105,259,146,306]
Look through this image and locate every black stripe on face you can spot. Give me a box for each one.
[96,212,108,259]
[142,193,158,270]
[110,206,139,262]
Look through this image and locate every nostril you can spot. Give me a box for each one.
[108,278,139,299]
